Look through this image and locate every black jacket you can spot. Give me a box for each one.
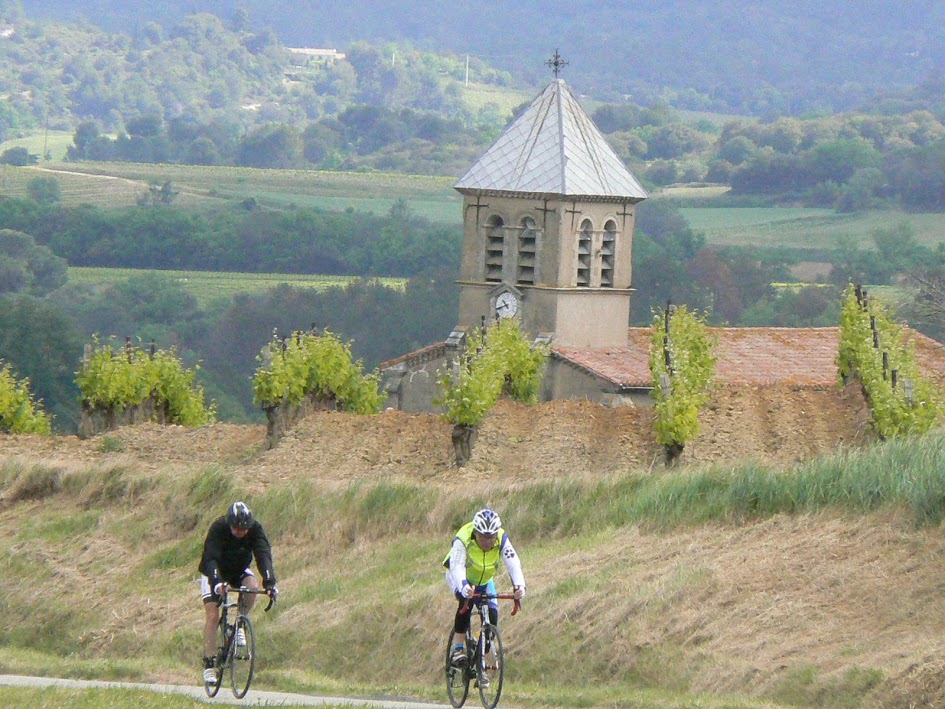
[198,516,276,588]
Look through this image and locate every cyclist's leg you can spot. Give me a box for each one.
[452,591,471,647]
[238,569,259,611]
[200,574,222,659]
[485,580,499,628]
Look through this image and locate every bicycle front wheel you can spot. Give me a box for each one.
[205,620,227,698]
[229,614,256,698]
[477,624,504,709]
[445,627,470,708]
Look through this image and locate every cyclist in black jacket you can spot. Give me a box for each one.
[198,501,277,683]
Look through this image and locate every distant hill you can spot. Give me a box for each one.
[20,0,945,113]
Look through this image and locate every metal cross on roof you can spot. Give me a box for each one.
[545,49,568,78]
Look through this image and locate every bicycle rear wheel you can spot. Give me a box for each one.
[229,614,256,698]
[477,624,504,709]
[445,628,470,708]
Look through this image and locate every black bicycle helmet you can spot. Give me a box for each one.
[226,501,254,529]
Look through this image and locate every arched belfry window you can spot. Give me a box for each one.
[577,219,592,287]
[601,220,618,287]
[485,215,504,283]
[517,216,537,285]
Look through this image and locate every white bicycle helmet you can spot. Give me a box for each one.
[472,508,501,535]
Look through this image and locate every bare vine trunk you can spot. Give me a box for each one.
[265,392,340,449]
[451,424,479,467]
[664,442,685,466]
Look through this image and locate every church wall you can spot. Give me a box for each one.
[543,357,651,407]
[381,354,451,413]
[553,291,631,348]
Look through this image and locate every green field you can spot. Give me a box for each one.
[0,163,155,208]
[68,267,406,307]
[40,162,463,223]
[460,81,531,116]
[681,206,945,250]
[10,161,945,255]
[0,129,74,162]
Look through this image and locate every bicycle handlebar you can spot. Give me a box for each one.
[460,592,521,617]
[221,585,276,612]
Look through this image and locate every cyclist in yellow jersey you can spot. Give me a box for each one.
[444,508,526,668]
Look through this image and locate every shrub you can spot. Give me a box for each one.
[437,319,549,426]
[436,327,503,427]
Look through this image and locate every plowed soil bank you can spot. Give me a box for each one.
[0,383,871,485]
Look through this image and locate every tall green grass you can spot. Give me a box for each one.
[500,431,945,537]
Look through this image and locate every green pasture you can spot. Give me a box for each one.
[41,162,463,223]
[680,205,945,250]
[0,164,151,208]
[67,267,406,307]
[460,81,531,117]
[0,128,74,162]
[14,160,945,255]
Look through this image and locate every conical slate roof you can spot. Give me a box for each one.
[455,79,647,201]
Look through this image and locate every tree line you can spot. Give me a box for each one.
[0,196,459,276]
[64,103,493,176]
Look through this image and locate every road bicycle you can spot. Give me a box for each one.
[444,593,520,709]
[204,586,275,699]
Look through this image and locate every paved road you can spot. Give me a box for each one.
[0,674,445,708]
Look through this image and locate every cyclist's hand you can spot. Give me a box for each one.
[213,582,226,598]
[461,583,474,598]
[267,586,279,603]
[513,585,525,600]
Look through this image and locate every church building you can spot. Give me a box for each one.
[379,71,945,411]
[381,74,653,410]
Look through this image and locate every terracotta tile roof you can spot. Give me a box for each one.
[385,327,945,392]
[554,328,653,388]
[556,327,846,388]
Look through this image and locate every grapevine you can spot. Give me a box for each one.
[837,284,944,438]
[0,363,51,434]
[649,305,716,457]
[252,329,383,414]
[75,337,215,427]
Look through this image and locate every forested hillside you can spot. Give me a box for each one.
[19,0,945,113]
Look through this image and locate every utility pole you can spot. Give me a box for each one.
[465,54,469,87]
[42,113,49,160]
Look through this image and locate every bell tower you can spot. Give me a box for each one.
[453,60,647,349]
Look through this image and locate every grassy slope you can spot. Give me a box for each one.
[4,430,945,707]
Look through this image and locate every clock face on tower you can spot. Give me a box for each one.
[495,291,519,319]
